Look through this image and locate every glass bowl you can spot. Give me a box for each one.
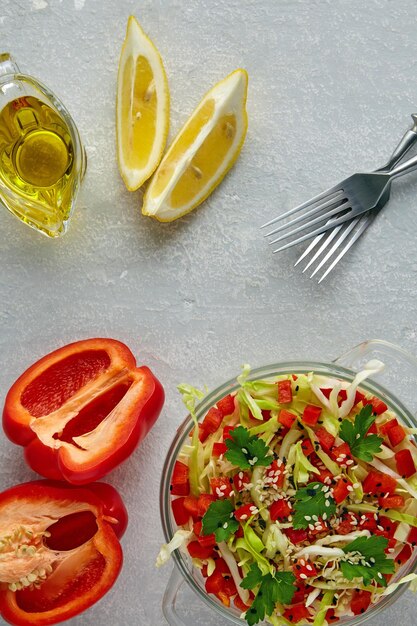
[160,340,417,626]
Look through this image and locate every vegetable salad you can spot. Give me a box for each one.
[157,363,417,625]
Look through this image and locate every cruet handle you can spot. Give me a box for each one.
[333,339,417,415]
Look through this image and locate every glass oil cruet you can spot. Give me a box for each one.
[0,53,86,237]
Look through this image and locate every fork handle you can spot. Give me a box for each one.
[379,114,417,172]
[388,150,417,179]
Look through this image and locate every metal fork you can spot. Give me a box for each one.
[295,115,417,281]
[261,115,417,252]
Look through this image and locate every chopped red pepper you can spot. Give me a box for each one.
[202,407,224,435]
[377,516,398,538]
[388,424,406,447]
[197,494,216,517]
[292,558,318,580]
[362,470,397,496]
[2,339,164,485]
[364,396,388,415]
[332,477,353,504]
[378,494,405,509]
[325,608,339,622]
[315,427,335,452]
[233,471,251,492]
[300,439,314,457]
[212,442,227,457]
[234,503,257,521]
[283,603,311,623]
[0,480,126,626]
[302,404,322,426]
[171,497,190,525]
[269,498,291,521]
[183,496,200,520]
[408,526,417,546]
[395,449,416,478]
[187,541,214,560]
[358,512,378,531]
[216,394,235,417]
[330,442,352,466]
[351,590,371,615]
[283,528,308,544]
[278,409,297,429]
[170,461,190,496]
[210,477,233,498]
[223,425,235,441]
[278,380,292,404]
[379,418,399,435]
[396,544,412,566]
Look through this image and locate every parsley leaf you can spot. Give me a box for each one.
[292,482,336,529]
[201,499,239,542]
[225,425,272,469]
[339,404,383,462]
[341,535,395,587]
[241,563,296,626]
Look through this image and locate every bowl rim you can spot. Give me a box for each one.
[160,360,417,626]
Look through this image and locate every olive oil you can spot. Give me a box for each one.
[0,95,75,236]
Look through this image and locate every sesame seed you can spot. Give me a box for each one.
[242,448,248,454]
[308,524,315,531]
[353,483,360,489]
[304,516,312,521]
[325,500,330,507]
[240,514,248,520]
[312,515,318,521]
[239,472,243,479]
[313,484,320,490]
[299,573,308,580]
[347,486,354,492]
[345,460,354,466]
[377,525,384,531]
[223,522,228,529]
[220,485,227,491]
[322,513,327,520]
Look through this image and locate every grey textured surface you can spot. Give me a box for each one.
[1,0,417,624]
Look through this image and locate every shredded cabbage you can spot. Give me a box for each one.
[287,441,320,485]
[312,589,334,626]
[177,383,206,495]
[156,530,193,567]
[279,428,302,461]
[338,359,385,418]
[218,541,250,604]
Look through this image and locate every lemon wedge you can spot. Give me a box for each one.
[142,69,248,222]
[116,16,169,191]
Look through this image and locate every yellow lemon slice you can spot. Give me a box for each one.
[116,16,169,191]
[142,69,248,222]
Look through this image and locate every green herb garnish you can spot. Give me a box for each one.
[201,499,239,542]
[341,535,395,586]
[292,482,336,529]
[339,404,383,462]
[240,563,296,626]
[225,425,272,469]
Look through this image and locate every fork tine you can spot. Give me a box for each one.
[309,218,360,278]
[264,191,345,237]
[260,186,343,229]
[271,209,358,253]
[293,232,326,267]
[302,223,344,273]
[317,214,374,283]
[269,201,351,246]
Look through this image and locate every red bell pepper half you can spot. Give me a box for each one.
[2,338,164,484]
[0,480,127,626]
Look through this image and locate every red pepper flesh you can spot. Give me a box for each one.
[0,480,126,626]
[2,339,164,485]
